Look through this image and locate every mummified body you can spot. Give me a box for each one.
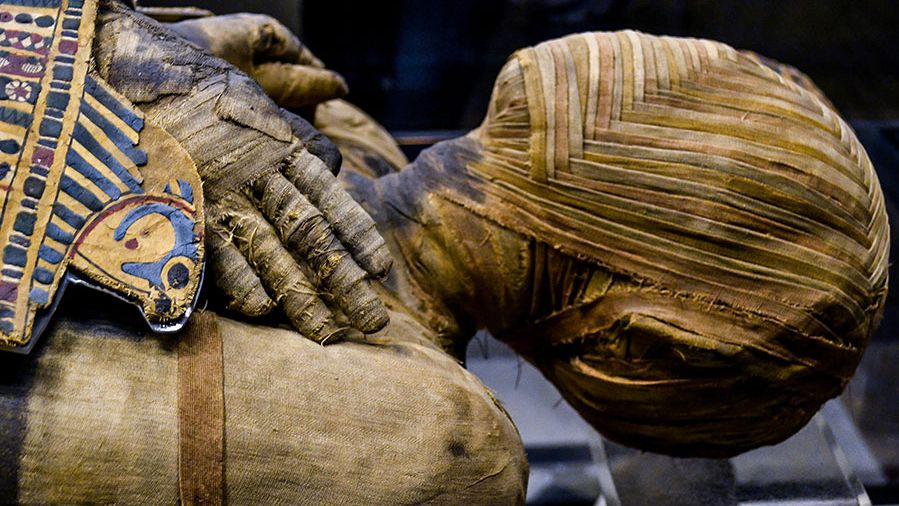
[0,4,889,505]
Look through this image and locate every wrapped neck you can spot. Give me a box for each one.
[347,137,534,356]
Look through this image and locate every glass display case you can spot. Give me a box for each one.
[597,411,870,506]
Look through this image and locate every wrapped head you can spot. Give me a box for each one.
[459,31,889,456]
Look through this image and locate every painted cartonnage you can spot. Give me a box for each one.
[0,0,204,352]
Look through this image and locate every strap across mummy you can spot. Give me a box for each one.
[0,0,205,353]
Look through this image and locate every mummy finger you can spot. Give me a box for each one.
[251,173,389,333]
[167,14,312,75]
[207,228,276,317]
[281,108,342,175]
[221,198,341,339]
[248,17,326,69]
[283,150,393,278]
[253,63,348,110]
[296,46,326,68]
[246,14,321,67]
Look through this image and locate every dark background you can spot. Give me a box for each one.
[143,0,899,131]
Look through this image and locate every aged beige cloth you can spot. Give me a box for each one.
[7,307,526,504]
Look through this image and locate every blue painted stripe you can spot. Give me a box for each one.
[60,174,104,212]
[45,222,74,245]
[66,149,122,200]
[3,244,26,266]
[23,176,45,199]
[38,245,63,265]
[1,269,22,279]
[1,0,62,7]
[179,179,194,203]
[72,123,143,193]
[52,64,73,82]
[0,107,32,128]
[39,117,61,138]
[29,288,48,305]
[33,267,53,285]
[52,202,85,229]
[12,212,35,235]
[80,99,147,166]
[85,76,143,132]
[30,166,49,177]
[46,91,69,110]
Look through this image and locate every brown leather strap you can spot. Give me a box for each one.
[178,311,225,506]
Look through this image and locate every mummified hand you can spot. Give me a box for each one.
[93,1,392,341]
[165,13,348,110]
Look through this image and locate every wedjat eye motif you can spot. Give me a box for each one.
[0,0,204,353]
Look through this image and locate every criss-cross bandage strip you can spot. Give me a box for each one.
[428,31,889,382]
[178,311,225,506]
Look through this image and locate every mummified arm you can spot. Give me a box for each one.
[166,13,531,351]
[162,13,368,178]
[92,1,392,340]
[165,13,349,110]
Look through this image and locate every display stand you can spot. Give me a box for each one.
[593,412,871,506]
